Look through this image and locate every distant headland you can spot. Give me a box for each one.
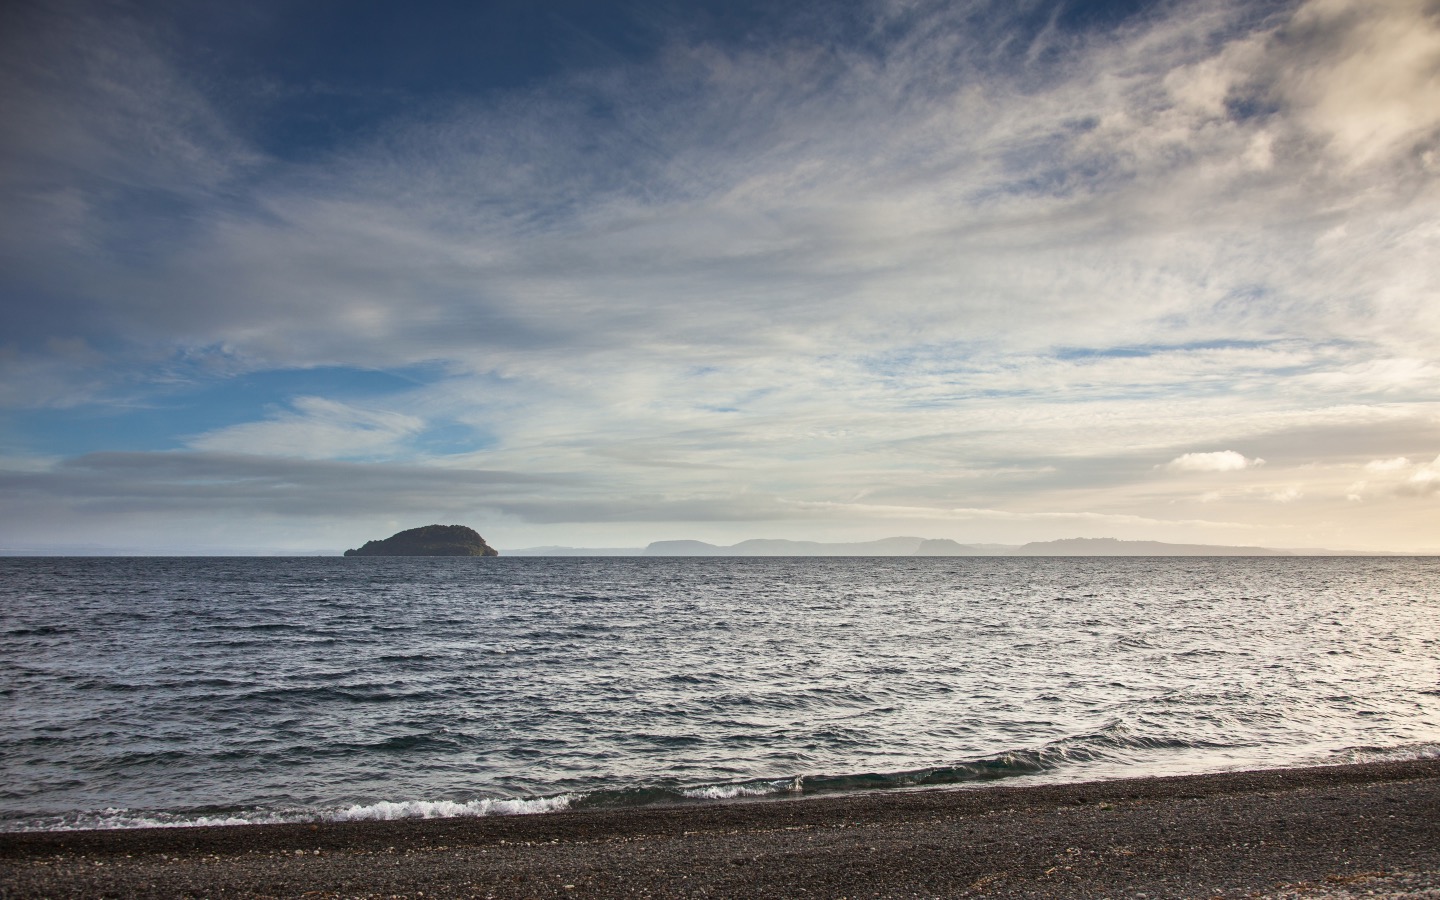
[344,525,499,557]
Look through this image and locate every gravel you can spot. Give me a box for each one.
[3,759,1438,898]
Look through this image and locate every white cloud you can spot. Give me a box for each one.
[1365,457,1412,472]
[1399,454,1440,497]
[188,398,427,460]
[1269,485,1304,503]
[1165,451,1264,473]
[1346,454,1440,499]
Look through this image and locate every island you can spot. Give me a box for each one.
[344,524,499,557]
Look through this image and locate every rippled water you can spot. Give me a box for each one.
[2,556,1438,831]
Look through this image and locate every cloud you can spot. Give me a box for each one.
[0,448,1260,546]
[1346,457,1438,500]
[1344,454,1440,500]
[0,451,573,517]
[1272,0,1440,168]
[1403,458,1440,497]
[0,1,258,357]
[0,448,836,524]
[7,0,1435,381]
[1,0,1439,551]
[1268,485,1304,503]
[1164,451,1265,472]
[1365,456,1412,472]
[188,397,427,460]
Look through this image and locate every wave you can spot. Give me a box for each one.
[5,795,579,832]
[1326,741,1440,764]
[329,795,576,821]
[681,778,800,800]
[11,729,1440,833]
[0,721,1196,831]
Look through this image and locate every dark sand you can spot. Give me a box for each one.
[3,759,1438,898]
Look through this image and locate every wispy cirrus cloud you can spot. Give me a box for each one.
[1,0,1439,551]
[10,0,1436,375]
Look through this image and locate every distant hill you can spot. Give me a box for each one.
[503,536,1414,557]
[915,539,982,556]
[345,525,499,557]
[640,537,1299,556]
[643,537,982,556]
[1014,537,1291,556]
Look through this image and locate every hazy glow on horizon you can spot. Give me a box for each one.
[1,0,1438,553]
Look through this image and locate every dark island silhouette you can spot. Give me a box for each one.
[344,525,499,557]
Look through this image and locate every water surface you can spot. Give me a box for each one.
[3,556,1437,830]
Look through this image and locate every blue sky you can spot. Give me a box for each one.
[2,0,1438,552]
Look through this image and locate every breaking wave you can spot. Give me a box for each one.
[14,727,1439,832]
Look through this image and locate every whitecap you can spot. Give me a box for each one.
[680,780,790,800]
[327,795,575,821]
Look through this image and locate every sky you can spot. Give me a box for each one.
[1,0,1438,554]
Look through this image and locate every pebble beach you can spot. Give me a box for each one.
[4,758,1438,898]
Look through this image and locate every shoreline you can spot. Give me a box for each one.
[4,758,1439,897]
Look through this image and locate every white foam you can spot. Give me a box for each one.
[4,795,578,832]
[327,795,575,821]
[681,780,787,800]
[6,808,303,832]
